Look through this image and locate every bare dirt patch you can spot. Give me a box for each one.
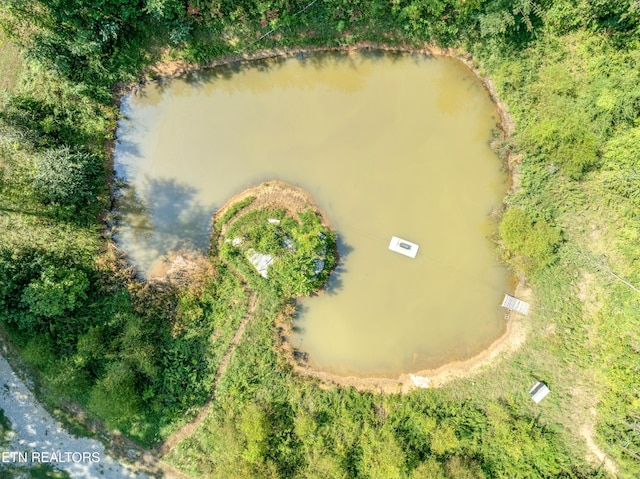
[581,408,619,476]
[573,271,620,475]
[214,180,333,236]
[146,249,216,287]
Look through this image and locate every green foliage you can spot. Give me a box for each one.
[429,421,460,456]
[0,30,24,93]
[0,408,11,449]
[500,207,563,274]
[517,61,599,179]
[1,0,155,99]
[360,426,404,479]
[20,265,89,319]
[478,0,544,45]
[240,403,270,464]
[213,196,255,231]
[603,124,640,171]
[576,0,640,36]
[32,147,103,210]
[601,124,640,211]
[522,108,599,179]
[221,208,336,298]
[0,243,95,335]
[157,335,209,416]
[0,64,113,147]
[0,463,71,479]
[88,360,142,429]
[484,12,640,476]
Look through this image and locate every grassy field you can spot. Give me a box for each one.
[0,32,22,93]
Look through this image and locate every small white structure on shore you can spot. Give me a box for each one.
[501,293,530,315]
[529,381,550,403]
[410,374,430,389]
[388,236,419,258]
[247,248,274,278]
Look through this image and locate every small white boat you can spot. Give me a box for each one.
[388,236,419,258]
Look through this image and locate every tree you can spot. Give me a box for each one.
[20,265,89,320]
[2,0,149,91]
[478,0,544,46]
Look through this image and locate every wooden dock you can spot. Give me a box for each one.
[501,293,530,315]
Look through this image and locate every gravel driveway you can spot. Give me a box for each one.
[0,353,149,479]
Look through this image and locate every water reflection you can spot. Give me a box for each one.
[114,176,215,273]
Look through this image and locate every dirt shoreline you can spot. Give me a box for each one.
[212,180,333,234]
[282,283,532,394]
[114,44,528,394]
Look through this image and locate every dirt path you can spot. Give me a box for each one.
[159,291,258,455]
[159,183,326,455]
[581,411,618,477]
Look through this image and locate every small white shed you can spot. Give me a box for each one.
[529,381,550,404]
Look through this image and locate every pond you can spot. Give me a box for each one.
[114,51,511,378]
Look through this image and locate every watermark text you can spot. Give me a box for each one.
[1,451,101,464]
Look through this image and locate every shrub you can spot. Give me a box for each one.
[500,207,563,274]
[32,147,103,210]
[20,265,89,319]
[88,360,142,429]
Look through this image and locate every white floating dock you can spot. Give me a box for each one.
[388,236,419,258]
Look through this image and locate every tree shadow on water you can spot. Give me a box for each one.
[114,176,215,272]
[193,57,282,83]
[291,301,309,335]
[323,234,354,296]
[113,135,143,165]
[113,100,145,166]
[143,176,215,250]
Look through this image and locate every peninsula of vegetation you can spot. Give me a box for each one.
[1,1,639,478]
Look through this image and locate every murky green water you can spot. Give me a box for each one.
[114,52,510,377]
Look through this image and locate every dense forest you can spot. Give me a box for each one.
[0,0,639,477]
